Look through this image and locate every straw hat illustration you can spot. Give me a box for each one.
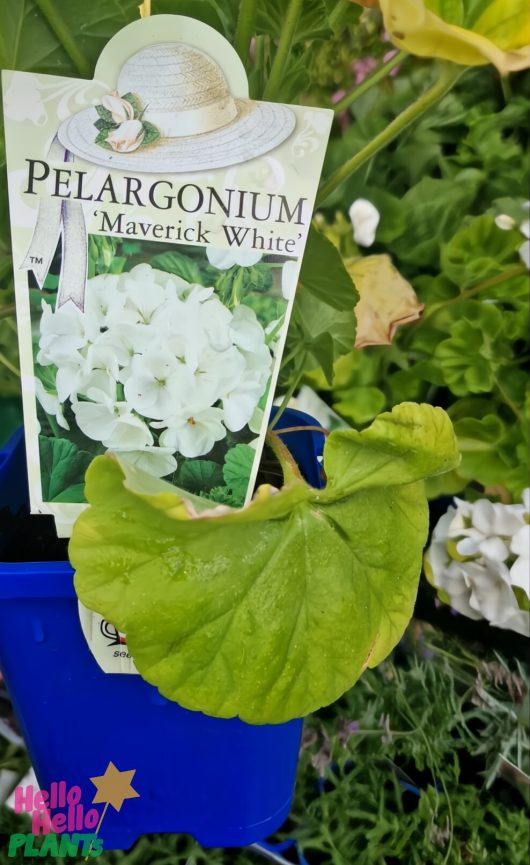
[58,43,296,173]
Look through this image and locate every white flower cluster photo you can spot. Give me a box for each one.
[34,245,292,492]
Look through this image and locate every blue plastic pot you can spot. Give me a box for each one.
[0,410,324,850]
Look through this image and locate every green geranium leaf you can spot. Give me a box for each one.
[202,485,242,507]
[299,225,359,312]
[0,0,139,76]
[144,0,233,36]
[322,403,460,499]
[453,414,510,484]
[434,300,510,396]
[223,443,256,504]
[333,386,386,426]
[70,403,459,724]
[256,0,331,45]
[441,214,522,289]
[52,483,87,503]
[289,289,357,380]
[388,172,483,268]
[149,251,203,284]
[359,189,406,245]
[178,460,224,494]
[39,436,92,502]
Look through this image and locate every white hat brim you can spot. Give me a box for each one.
[57,99,296,173]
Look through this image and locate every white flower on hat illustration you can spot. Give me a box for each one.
[94,90,159,153]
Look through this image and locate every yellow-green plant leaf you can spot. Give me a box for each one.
[70,404,459,724]
[379,0,530,73]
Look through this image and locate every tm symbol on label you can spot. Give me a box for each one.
[30,255,43,265]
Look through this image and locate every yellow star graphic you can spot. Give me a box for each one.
[90,761,140,813]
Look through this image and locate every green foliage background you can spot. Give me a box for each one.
[0,1,529,863]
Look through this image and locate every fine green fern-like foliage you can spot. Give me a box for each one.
[293,627,529,864]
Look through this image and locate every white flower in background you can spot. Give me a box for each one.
[193,346,246,405]
[54,353,86,403]
[85,274,132,328]
[84,342,121,382]
[425,491,530,637]
[495,204,530,271]
[114,446,178,478]
[96,322,152,368]
[238,342,272,387]
[221,382,265,432]
[206,247,263,270]
[37,262,273,478]
[106,119,145,153]
[158,407,226,458]
[229,304,267,353]
[121,264,173,324]
[72,389,153,450]
[123,349,192,420]
[35,379,69,430]
[100,91,135,124]
[281,259,298,301]
[196,295,232,354]
[38,300,99,363]
[494,214,516,231]
[519,218,530,268]
[348,198,380,247]
[519,240,530,269]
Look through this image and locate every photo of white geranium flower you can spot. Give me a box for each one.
[31,236,295,506]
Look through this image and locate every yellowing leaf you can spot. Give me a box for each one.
[379,0,530,74]
[347,254,424,349]
[70,404,460,724]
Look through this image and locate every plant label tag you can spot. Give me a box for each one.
[77,604,138,675]
[2,14,332,539]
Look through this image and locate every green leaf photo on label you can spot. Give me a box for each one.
[223,443,258,502]
[39,435,93,502]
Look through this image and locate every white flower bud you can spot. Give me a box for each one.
[494,213,516,231]
[100,91,135,124]
[348,198,380,247]
[106,119,145,153]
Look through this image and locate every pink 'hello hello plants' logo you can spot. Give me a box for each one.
[7,762,139,858]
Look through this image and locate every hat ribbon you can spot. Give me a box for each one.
[21,137,87,312]
[146,96,238,137]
